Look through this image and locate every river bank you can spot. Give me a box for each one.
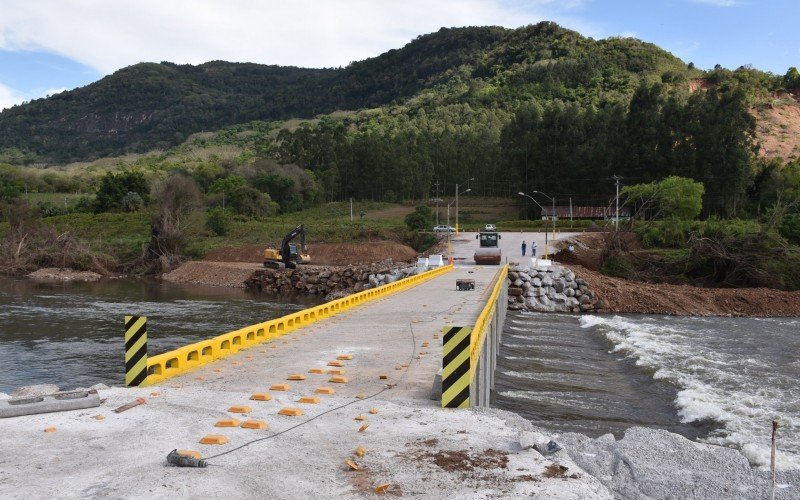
[572,264,800,316]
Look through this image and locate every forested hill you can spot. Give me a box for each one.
[0,22,692,162]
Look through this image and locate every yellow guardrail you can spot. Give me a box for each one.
[469,264,508,374]
[142,264,454,386]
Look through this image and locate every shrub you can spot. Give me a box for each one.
[600,254,634,279]
[405,205,433,231]
[121,191,145,212]
[206,207,231,236]
[94,170,149,213]
[779,214,800,244]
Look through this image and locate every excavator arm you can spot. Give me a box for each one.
[280,224,308,264]
[264,224,311,269]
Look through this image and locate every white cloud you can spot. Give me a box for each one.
[0,83,72,110]
[0,0,583,74]
[689,0,738,6]
[0,82,24,110]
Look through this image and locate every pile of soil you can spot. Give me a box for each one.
[161,261,260,288]
[203,241,419,266]
[553,232,641,270]
[573,264,800,317]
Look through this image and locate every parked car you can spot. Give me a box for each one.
[484,224,497,232]
[433,225,455,232]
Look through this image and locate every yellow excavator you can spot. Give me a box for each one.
[264,224,312,269]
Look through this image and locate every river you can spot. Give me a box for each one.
[493,311,800,470]
[0,277,319,393]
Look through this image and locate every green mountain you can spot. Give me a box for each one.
[0,23,691,162]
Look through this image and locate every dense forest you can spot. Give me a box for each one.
[0,22,698,161]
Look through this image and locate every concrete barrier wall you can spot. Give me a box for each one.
[142,264,454,386]
[470,266,509,408]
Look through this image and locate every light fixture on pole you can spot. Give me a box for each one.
[532,190,556,242]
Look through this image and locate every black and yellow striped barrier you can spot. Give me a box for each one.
[441,326,472,408]
[124,315,148,387]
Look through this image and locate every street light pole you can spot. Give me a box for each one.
[455,177,474,234]
[533,190,556,243]
[518,191,549,260]
[455,183,459,234]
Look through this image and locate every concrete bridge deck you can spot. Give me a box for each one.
[0,234,607,498]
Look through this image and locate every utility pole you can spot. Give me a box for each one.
[569,197,573,227]
[455,183,459,233]
[434,180,440,225]
[613,175,621,230]
[350,198,353,221]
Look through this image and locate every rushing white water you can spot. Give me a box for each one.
[579,315,800,470]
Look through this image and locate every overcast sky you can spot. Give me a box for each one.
[1,0,798,110]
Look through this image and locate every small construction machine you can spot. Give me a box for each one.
[474,231,502,265]
[264,224,311,269]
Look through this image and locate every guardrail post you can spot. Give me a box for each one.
[124,315,148,387]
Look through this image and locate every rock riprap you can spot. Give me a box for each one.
[507,264,606,313]
[245,261,431,300]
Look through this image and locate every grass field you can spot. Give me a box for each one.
[1,197,552,269]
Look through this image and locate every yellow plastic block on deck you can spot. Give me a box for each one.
[200,435,229,445]
[241,420,269,430]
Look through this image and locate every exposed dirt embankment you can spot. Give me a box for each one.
[753,90,800,161]
[203,241,418,266]
[163,241,420,289]
[552,232,800,316]
[572,264,800,317]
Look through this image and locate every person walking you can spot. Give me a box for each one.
[532,242,537,257]
[521,240,527,256]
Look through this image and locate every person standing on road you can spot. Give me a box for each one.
[521,240,527,256]
[532,242,537,257]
